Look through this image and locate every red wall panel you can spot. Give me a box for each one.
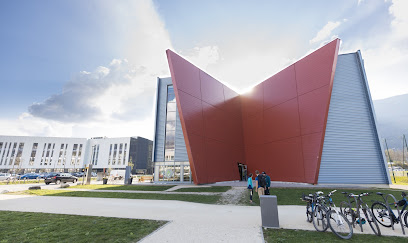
[263,98,301,143]
[263,137,305,182]
[200,71,225,109]
[298,85,331,135]
[241,83,264,118]
[167,50,245,184]
[295,40,339,95]
[263,64,298,109]
[166,39,340,184]
[176,90,204,136]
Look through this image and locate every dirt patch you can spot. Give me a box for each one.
[217,187,246,205]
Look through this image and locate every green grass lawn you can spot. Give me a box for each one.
[0,211,166,243]
[15,189,221,204]
[70,184,174,191]
[393,176,408,185]
[173,186,231,192]
[238,187,406,206]
[263,228,407,242]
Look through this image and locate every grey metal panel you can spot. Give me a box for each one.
[318,53,389,184]
[153,77,172,162]
[175,107,188,161]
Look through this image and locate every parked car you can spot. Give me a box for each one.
[38,173,48,179]
[0,173,11,181]
[71,172,84,177]
[20,173,40,179]
[44,173,78,185]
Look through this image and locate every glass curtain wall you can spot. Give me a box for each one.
[165,85,176,162]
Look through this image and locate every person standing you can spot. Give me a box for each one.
[255,170,266,197]
[263,171,271,195]
[247,173,253,203]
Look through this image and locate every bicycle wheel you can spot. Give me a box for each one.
[312,205,328,232]
[371,202,392,227]
[339,201,354,226]
[403,211,408,228]
[306,202,313,223]
[327,209,353,240]
[363,206,381,236]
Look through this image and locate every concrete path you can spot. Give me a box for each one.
[1,194,407,242]
[0,194,263,243]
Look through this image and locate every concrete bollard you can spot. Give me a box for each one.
[260,195,279,228]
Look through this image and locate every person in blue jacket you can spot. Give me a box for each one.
[247,173,253,203]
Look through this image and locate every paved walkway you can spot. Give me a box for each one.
[0,194,407,242]
[0,194,263,242]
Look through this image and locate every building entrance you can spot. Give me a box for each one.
[237,163,247,181]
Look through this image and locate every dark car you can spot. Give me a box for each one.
[44,173,78,185]
[20,173,40,179]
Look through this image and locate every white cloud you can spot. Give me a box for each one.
[389,0,408,41]
[0,0,173,139]
[341,0,408,100]
[183,46,220,70]
[310,21,342,44]
[178,35,302,94]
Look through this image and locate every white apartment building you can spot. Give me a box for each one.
[0,136,152,173]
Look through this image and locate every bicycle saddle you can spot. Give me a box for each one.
[402,192,407,197]
[376,192,383,196]
[341,192,348,194]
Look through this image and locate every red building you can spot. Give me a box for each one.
[157,39,390,185]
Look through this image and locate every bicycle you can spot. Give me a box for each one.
[340,192,381,236]
[301,191,330,232]
[322,190,353,239]
[301,192,316,223]
[371,191,408,230]
[312,191,330,232]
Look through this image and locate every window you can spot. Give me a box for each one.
[14,143,25,166]
[118,143,123,165]
[165,85,176,162]
[77,144,82,165]
[29,143,38,166]
[123,143,127,165]
[112,144,117,165]
[9,142,17,165]
[92,144,100,165]
[0,142,4,165]
[58,144,64,165]
[63,144,68,166]
[40,143,46,165]
[108,144,112,165]
[71,144,78,165]
[4,143,12,165]
[49,143,55,165]
[44,143,51,165]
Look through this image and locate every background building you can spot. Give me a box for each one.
[152,77,191,182]
[153,38,391,185]
[0,136,152,174]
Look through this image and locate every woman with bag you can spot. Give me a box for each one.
[247,173,253,203]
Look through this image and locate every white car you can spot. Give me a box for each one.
[0,173,11,181]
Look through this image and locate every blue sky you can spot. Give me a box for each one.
[0,0,407,139]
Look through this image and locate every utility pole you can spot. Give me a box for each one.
[403,135,406,170]
[385,139,396,183]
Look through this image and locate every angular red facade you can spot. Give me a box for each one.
[167,39,340,184]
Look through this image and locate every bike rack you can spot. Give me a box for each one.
[385,194,405,235]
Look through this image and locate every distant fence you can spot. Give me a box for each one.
[389,170,408,177]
